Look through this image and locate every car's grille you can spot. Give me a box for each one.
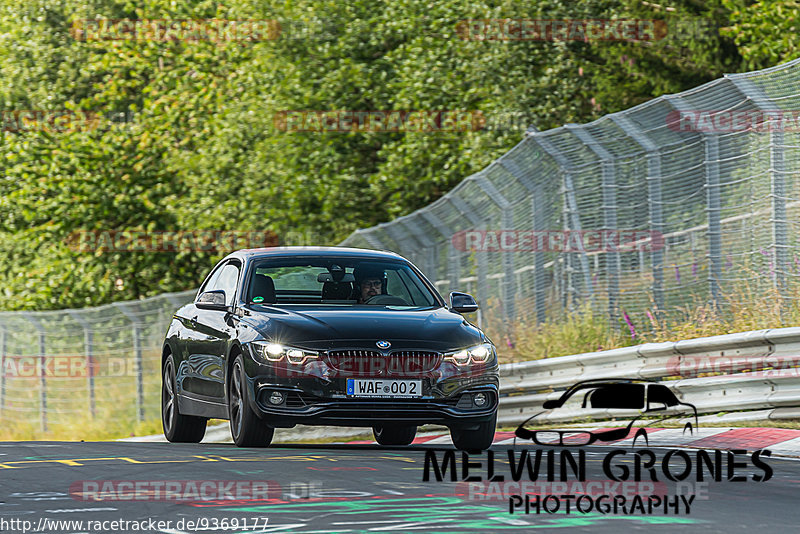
[325,349,442,376]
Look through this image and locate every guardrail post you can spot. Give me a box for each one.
[23,314,47,433]
[114,303,144,422]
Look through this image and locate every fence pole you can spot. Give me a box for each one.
[114,303,144,422]
[568,126,619,325]
[611,114,665,317]
[67,311,96,419]
[420,211,459,295]
[401,219,438,284]
[385,223,431,285]
[771,128,789,316]
[533,136,594,313]
[0,326,6,415]
[445,195,490,325]
[356,229,385,251]
[727,75,791,315]
[499,157,547,324]
[24,314,47,433]
[86,329,95,418]
[705,134,723,309]
[474,172,516,322]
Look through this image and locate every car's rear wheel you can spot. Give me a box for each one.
[229,355,274,447]
[162,355,207,443]
[373,425,417,446]
[450,411,496,451]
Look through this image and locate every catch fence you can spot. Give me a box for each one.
[341,58,800,335]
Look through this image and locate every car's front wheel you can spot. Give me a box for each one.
[229,355,274,447]
[162,355,207,443]
[373,425,417,446]
[450,411,496,451]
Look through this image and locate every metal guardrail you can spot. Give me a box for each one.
[497,327,800,426]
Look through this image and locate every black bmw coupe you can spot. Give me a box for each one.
[161,247,499,450]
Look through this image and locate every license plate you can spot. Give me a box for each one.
[346,378,422,398]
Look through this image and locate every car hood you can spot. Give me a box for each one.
[240,305,484,352]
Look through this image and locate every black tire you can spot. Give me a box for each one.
[162,354,207,443]
[450,411,496,451]
[229,355,274,447]
[373,425,417,446]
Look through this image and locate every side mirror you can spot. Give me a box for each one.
[196,290,229,311]
[449,292,479,314]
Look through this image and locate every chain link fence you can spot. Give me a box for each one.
[0,290,195,431]
[342,58,800,336]
[3,60,800,432]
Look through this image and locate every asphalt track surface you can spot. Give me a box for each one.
[1,441,799,533]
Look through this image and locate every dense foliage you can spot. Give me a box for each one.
[0,0,791,310]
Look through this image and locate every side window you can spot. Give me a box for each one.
[199,263,225,295]
[216,263,241,306]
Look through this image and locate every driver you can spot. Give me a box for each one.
[353,264,387,304]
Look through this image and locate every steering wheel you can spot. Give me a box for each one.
[364,294,410,306]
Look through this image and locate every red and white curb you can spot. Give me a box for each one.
[343,427,800,456]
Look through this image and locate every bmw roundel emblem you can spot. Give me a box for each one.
[376,340,391,349]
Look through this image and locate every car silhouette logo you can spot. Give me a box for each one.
[376,340,391,349]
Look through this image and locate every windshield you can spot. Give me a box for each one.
[245,257,439,308]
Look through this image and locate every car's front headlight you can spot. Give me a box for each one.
[443,342,494,366]
[251,342,319,365]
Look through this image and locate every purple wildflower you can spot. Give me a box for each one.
[622,310,636,339]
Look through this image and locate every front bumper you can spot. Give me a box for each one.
[240,341,500,428]
[249,382,498,427]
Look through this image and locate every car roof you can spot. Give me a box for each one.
[224,246,405,263]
